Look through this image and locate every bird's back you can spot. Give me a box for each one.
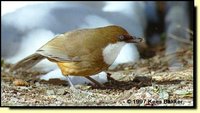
[36,25,128,62]
[36,25,129,76]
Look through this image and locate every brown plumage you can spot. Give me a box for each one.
[11,25,141,87]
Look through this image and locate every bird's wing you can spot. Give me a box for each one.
[36,27,119,63]
[36,33,82,62]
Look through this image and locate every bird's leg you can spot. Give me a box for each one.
[66,76,77,91]
[84,76,105,88]
[66,76,93,95]
[107,72,111,76]
[106,72,115,81]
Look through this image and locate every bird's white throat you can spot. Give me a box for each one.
[102,42,126,65]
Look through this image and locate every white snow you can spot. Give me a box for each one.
[2,1,142,85]
[40,69,108,85]
[109,43,139,70]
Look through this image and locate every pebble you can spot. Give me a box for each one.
[174,90,188,95]
[150,71,155,75]
[56,97,63,101]
[19,86,29,90]
[35,82,40,87]
[11,97,19,103]
[56,89,65,95]
[145,92,152,98]
[49,103,58,106]
[124,67,130,71]
[46,90,55,95]
[159,91,169,99]
[180,81,187,85]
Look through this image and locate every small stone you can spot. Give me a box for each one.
[11,97,18,103]
[174,90,189,95]
[180,81,187,85]
[150,71,155,75]
[46,90,55,95]
[159,91,169,99]
[57,89,65,95]
[35,82,40,87]
[49,103,57,106]
[74,84,91,90]
[56,97,63,101]
[124,67,130,71]
[145,92,152,98]
[19,86,29,90]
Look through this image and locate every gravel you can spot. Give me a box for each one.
[1,50,194,107]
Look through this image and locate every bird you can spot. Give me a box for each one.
[11,25,142,87]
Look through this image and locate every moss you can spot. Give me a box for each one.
[1,58,4,67]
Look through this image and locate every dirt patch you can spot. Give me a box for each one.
[1,50,194,106]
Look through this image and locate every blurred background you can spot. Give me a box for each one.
[1,2,195,106]
[1,1,194,71]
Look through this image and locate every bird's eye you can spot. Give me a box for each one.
[118,35,125,41]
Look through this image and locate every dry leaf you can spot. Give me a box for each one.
[13,79,29,86]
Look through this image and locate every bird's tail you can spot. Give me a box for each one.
[10,53,45,71]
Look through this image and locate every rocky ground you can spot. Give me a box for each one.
[1,49,194,107]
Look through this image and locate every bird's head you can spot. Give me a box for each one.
[101,25,143,44]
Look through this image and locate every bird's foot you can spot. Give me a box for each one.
[84,76,105,88]
[66,76,93,95]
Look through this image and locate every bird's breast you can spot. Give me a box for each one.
[56,60,108,76]
[102,42,126,65]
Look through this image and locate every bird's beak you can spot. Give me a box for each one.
[125,35,143,43]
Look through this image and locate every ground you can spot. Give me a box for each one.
[1,49,194,107]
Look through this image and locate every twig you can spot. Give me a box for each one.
[168,33,193,45]
[176,25,194,35]
[161,49,192,61]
